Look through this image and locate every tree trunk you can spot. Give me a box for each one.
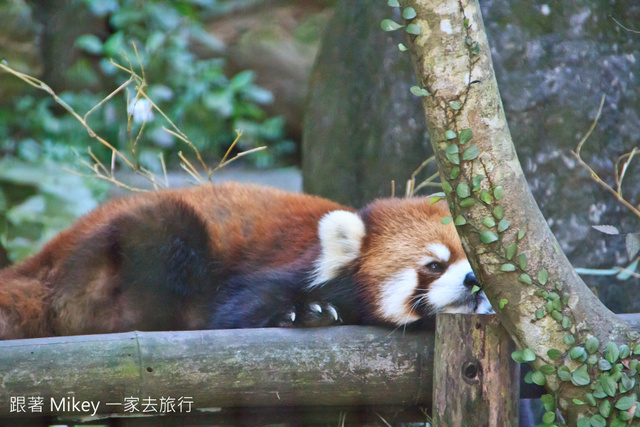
[401,0,639,423]
[302,0,432,207]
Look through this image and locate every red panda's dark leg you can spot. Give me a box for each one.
[49,198,221,335]
[208,269,362,329]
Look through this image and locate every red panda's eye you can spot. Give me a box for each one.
[425,262,445,273]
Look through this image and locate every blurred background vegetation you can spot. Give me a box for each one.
[0,0,333,262]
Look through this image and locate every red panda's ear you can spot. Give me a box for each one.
[311,210,365,286]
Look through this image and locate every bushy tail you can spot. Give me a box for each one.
[0,268,49,339]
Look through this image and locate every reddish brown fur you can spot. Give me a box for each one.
[0,182,348,339]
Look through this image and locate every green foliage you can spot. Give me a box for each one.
[0,154,108,262]
[3,0,289,171]
[0,1,296,259]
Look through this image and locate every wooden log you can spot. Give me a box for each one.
[0,326,434,418]
[2,313,639,421]
[432,313,519,426]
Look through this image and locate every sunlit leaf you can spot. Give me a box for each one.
[381,19,403,31]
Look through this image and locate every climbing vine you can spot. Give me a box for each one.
[383,0,640,425]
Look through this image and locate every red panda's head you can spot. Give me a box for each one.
[312,197,492,326]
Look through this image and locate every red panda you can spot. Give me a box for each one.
[0,182,491,339]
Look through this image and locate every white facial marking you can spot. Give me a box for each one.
[427,260,472,312]
[427,243,450,262]
[378,269,422,325]
[310,210,365,287]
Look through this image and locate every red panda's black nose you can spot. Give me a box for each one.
[464,272,479,289]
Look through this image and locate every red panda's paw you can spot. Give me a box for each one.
[301,302,342,327]
[274,309,297,328]
[276,302,342,328]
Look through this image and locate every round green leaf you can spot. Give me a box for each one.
[590,415,606,427]
[459,198,476,208]
[522,348,536,362]
[557,365,572,381]
[472,174,484,189]
[402,7,417,19]
[406,23,421,34]
[518,273,532,285]
[499,299,508,309]
[570,346,587,360]
[576,419,591,427]
[470,285,481,294]
[481,231,498,244]
[511,350,524,363]
[459,128,473,144]
[547,349,562,360]
[450,167,460,179]
[539,365,556,375]
[441,216,453,225]
[398,43,408,51]
[605,342,619,364]
[482,217,496,227]
[493,205,504,219]
[517,253,528,270]
[497,218,510,233]
[410,86,430,97]
[542,411,555,424]
[450,100,461,110]
[615,395,637,410]
[387,0,400,6]
[599,399,611,418]
[381,19,404,31]
[572,368,591,386]
[621,372,635,391]
[445,130,457,140]
[506,242,517,260]
[585,337,600,354]
[454,215,467,226]
[563,334,576,345]
[540,394,555,412]
[442,181,453,193]
[562,316,572,329]
[456,183,470,198]
[535,308,545,319]
[494,186,505,200]
[601,375,616,397]
[523,371,533,384]
[445,151,460,165]
[501,263,516,272]
[619,344,630,359]
[537,268,549,285]
[518,230,526,240]
[479,189,492,204]
[462,146,479,161]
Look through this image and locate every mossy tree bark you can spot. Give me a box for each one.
[400,0,640,424]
